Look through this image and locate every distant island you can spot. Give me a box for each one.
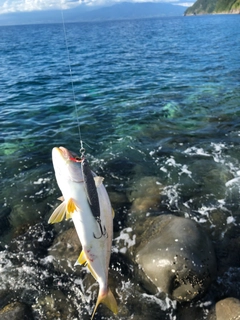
[185,0,240,15]
[0,2,186,26]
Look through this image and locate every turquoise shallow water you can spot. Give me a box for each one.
[0,14,240,319]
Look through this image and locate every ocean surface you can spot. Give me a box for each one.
[0,14,240,319]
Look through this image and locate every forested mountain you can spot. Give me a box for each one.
[185,0,240,15]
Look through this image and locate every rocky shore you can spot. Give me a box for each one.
[1,139,240,319]
[1,169,240,320]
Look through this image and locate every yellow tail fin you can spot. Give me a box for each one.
[91,287,118,320]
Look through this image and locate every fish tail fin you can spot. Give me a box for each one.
[91,287,118,320]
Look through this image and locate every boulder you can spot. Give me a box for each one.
[0,302,33,320]
[129,176,163,215]
[215,297,240,320]
[48,227,82,275]
[135,214,217,302]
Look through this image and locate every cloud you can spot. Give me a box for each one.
[177,2,193,6]
[0,0,193,14]
[0,0,81,14]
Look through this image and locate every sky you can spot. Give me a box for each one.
[0,0,193,14]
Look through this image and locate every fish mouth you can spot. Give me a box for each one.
[59,146,72,159]
[52,147,83,182]
[53,146,76,160]
[53,147,81,164]
[59,147,81,162]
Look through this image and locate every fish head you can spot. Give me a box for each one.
[52,147,83,183]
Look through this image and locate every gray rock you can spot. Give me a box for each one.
[48,227,82,275]
[135,214,217,302]
[0,302,33,320]
[129,176,163,215]
[177,303,208,320]
[31,289,79,320]
[127,176,164,236]
[215,297,240,320]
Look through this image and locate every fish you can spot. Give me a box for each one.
[48,146,118,319]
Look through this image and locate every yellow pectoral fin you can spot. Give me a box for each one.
[66,198,78,220]
[48,201,66,224]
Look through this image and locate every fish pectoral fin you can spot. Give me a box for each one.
[91,288,118,320]
[75,250,87,266]
[66,198,78,220]
[94,176,104,188]
[48,201,66,224]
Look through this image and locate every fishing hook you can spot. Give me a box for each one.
[93,218,108,239]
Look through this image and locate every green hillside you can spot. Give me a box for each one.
[185,0,240,14]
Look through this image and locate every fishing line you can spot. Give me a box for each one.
[61,10,85,156]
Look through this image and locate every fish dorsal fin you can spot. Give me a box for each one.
[75,250,87,266]
[94,176,104,188]
[112,208,115,218]
[48,201,66,224]
[57,196,65,202]
[66,198,78,220]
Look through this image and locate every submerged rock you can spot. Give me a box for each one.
[0,302,33,320]
[31,289,79,320]
[135,214,217,302]
[0,207,11,236]
[129,176,163,213]
[48,227,82,275]
[128,176,164,235]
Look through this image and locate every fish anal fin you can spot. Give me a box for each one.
[87,262,98,281]
[94,176,104,188]
[91,288,118,320]
[75,250,87,266]
[66,198,78,220]
[48,202,66,224]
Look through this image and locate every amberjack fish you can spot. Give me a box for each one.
[48,147,117,319]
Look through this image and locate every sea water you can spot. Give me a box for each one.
[0,14,240,319]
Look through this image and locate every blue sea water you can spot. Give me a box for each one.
[0,14,240,319]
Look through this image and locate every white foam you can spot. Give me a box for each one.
[33,178,50,185]
[225,177,240,187]
[113,227,136,253]
[141,293,177,313]
[184,146,210,157]
[226,216,235,224]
